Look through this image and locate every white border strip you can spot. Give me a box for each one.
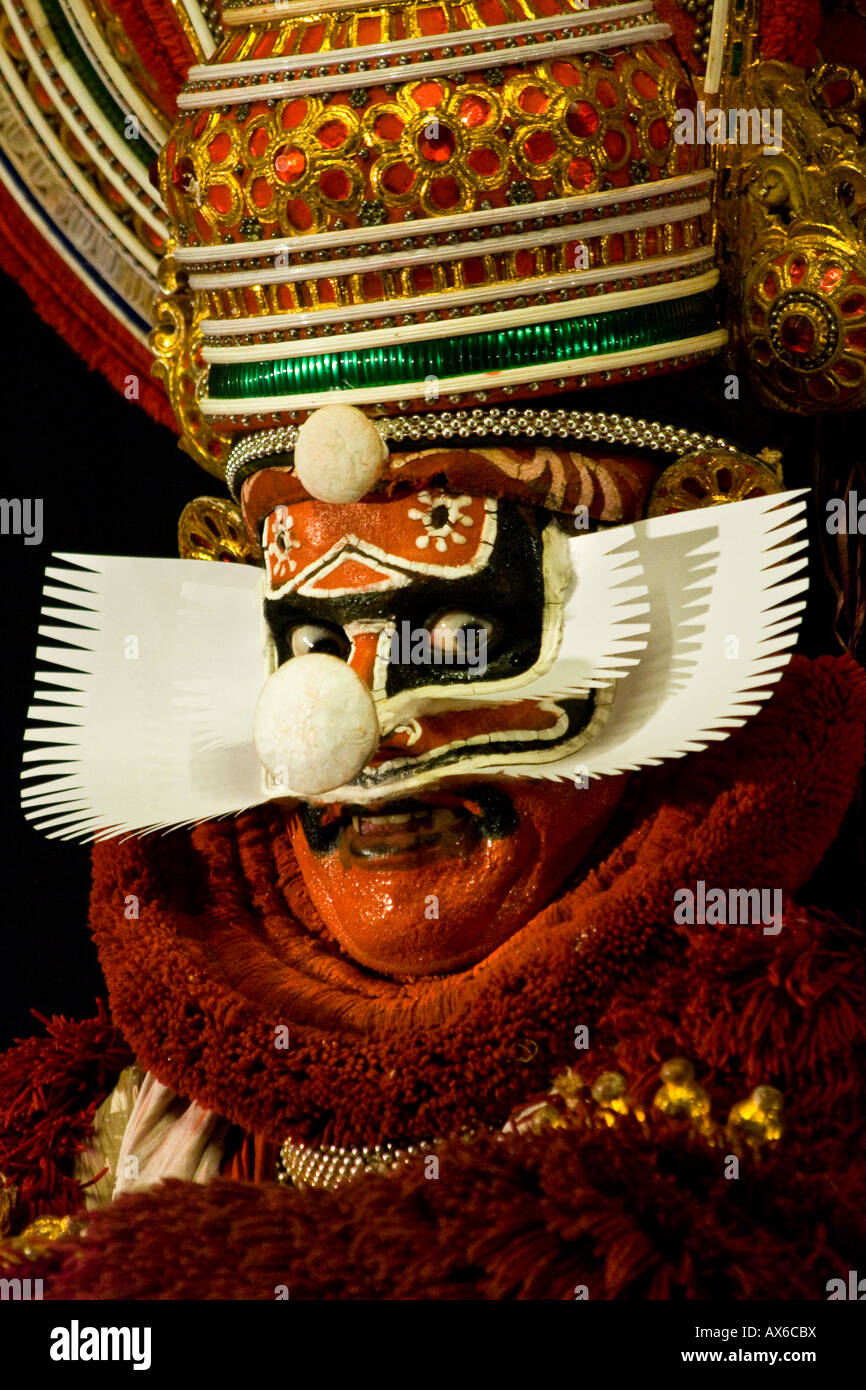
[179,21,670,105]
[202,245,715,337]
[704,0,730,98]
[190,196,711,289]
[174,171,713,265]
[201,329,729,414]
[187,3,654,80]
[180,0,219,59]
[0,144,150,345]
[223,0,596,22]
[204,262,718,360]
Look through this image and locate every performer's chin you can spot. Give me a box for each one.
[287,776,628,978]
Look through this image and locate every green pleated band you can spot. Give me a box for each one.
[209,291,718,400]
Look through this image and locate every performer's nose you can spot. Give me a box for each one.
[253,654,379,796]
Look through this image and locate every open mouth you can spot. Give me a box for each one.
[297,784,519,862]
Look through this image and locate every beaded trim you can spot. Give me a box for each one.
[204,257,714,356]
[275,1135,427,1190]
[189,199,711,291]
[225,404,740,499]
[180,16,669,105]
[202,250,714,347]
[197,3,654,78]
[173,171,713,267]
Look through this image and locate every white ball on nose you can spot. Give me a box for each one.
[294,404,388,504]
[253,653,379,797]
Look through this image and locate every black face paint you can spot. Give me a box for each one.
[263,501,548,695]
[296,782,521,859]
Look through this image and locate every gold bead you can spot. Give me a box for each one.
[653,1056,712,1123]
[727,1085,785,1146]
[591,1072,630,1121]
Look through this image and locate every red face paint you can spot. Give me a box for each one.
[286,776,627,977]
[262,493,626,975]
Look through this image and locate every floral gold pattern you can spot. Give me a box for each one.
[716,0,866,412]
[178,496,260,562]
[646,449,783,516]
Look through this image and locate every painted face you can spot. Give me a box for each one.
[261,490,627,976]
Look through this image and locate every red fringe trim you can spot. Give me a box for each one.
[101,1,197,117]
[34,1120,866,1300]
[0,1003,132,1231]
[0,185,178,434]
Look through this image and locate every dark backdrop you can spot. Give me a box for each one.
[0,271,860,1048]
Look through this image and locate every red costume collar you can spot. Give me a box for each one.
[90,655,866,1149]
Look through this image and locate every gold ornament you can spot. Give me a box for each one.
[150,250,233,481]
[0,1213,82,1265]
[590,1070,640,1125]
[727,1084,785,1147]
[646,448,784,516]
[716,0,866,411]
[178,496,260,563]
[652,1057,712,1129]
[550,1066,586,1110]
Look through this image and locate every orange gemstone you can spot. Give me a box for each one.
[273,145,306,183]
[568,157,594,189]
[525,130,556,163]
[317,120,348,150]
[459,95,489,128]
[319,167,352,200]
[208,133,231,163]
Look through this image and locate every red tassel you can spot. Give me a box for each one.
[0,1003,133,1231]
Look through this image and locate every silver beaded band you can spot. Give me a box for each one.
[225,406,740,500]
[276,1134,428,1191]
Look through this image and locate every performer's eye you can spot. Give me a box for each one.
[288,622,350,660]
[427,610,497,660]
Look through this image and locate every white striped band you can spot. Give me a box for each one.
[189,196,710,291]
[179,19,670,105]
[173,171,713,267]
[201,246,715,341]
[204,263,718,361]
[188,3,654,83]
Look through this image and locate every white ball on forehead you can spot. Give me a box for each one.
[253,653,379,796]
[294,404,388,504]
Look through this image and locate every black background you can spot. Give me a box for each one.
[0,270,860,1049]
